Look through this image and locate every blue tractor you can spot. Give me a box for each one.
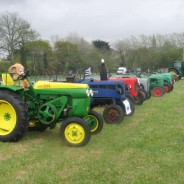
[75,78,135,124]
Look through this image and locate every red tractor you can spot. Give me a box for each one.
[109,77,145,105]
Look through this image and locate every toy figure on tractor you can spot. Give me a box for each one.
[0,70,103,147]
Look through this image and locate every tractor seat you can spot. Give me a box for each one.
[2,74,14,85]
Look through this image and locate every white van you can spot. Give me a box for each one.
[116,67,127,75]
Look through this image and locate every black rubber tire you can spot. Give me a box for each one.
[133,91,144,105]
[83,109,103,135]
[138,89,147,101]
[103,105,124,124]
[146,90,152,99]
[170,84,174,91]
[126,93,135,104]
[163,84,171,93]
[0,90,29,142]
[60,117,91,147]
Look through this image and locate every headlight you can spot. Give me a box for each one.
[86,89,93,97]
[89,89,93,97]
[86,89,90,97]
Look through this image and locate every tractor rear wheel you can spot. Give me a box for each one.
[164,84,171,93]
[152,87,164,97]
[83,110,103,135]
[0,90,29,142]
[103,105,124,124]
[60,117,91,147]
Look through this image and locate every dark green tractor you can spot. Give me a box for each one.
[168,61,184,80]
[0,72,103,147]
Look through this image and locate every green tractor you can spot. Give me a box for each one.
[168,61,184,80]
[139,74,165,97]
[148,74,165,97]
[159,73,174,93]
[0,71,103,147]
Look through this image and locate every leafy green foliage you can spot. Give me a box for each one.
[0,61,11,72]
[0,12,38,64]
[0,11,184,74]
[54,41,84,74]
[92,39,111,51]
[26,40,52,73]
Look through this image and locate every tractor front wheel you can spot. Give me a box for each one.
[133,91,144,105]
[152,87,164,97]
[0,90,29,142]
[103,105,124,124]
[83,110,103,135]
[60,117,91,147]
[125,98,135,116]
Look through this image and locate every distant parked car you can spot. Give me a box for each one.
[117,67,127,75]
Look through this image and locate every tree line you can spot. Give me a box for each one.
[0,12,184,75]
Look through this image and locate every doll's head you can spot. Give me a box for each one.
[8,63,24,81]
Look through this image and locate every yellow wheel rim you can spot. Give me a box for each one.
[0,100,17,135]
[83,115,98,133]
[64,123,85,144]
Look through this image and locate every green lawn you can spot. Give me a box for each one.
[0,80,184,184]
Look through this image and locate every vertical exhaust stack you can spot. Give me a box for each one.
[100,59,108,81]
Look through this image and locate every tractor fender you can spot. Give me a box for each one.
[168,67,179,75]
[0,86,24,93]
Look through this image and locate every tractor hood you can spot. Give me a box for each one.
[34,81,89,89]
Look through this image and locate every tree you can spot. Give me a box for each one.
[54,41,84,74]
[92,39,111,51]
[0,12,38,66]
[26,40,52,74]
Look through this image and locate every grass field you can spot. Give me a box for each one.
[0,80,184,184]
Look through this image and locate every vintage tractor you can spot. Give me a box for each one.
[137,73,166,97]
[137,77,151,99]
[0,72,103,147]
[159,73,174,93]
[109,77,145,105]
[168,61,184,80]
[148,75,165,97]
[76,78,134,124]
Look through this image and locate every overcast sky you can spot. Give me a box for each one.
[1,0,184,42]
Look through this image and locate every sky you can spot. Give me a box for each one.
[0,0,184,42]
